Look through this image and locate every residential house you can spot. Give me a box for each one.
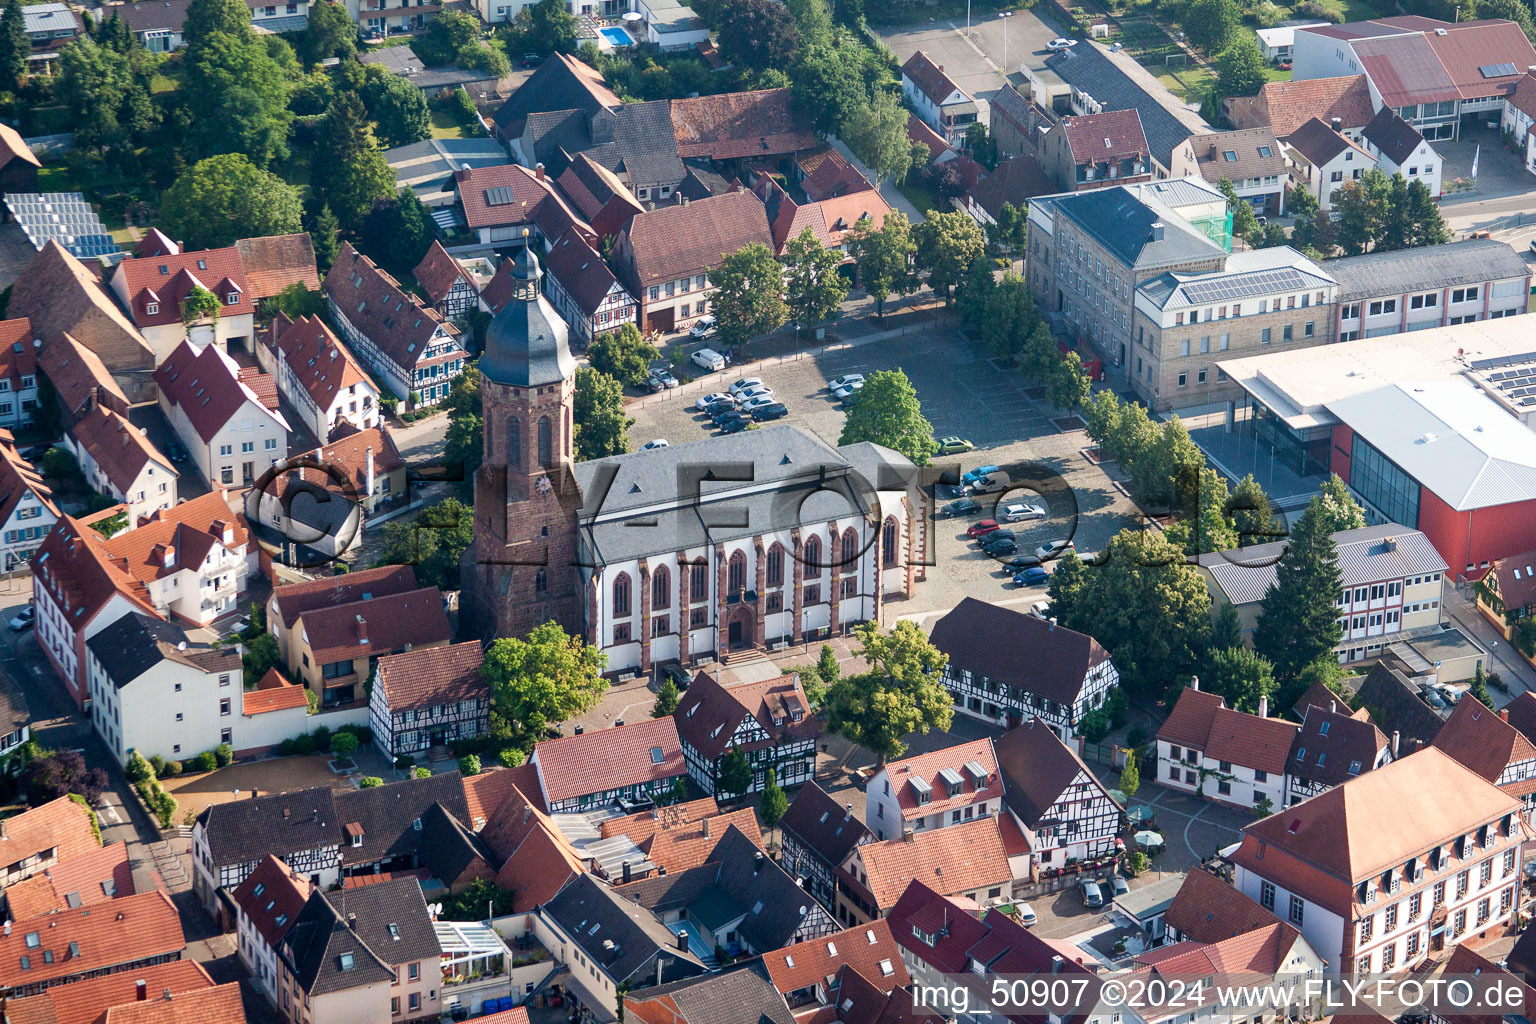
[97,983,247,1024]
[0,662,30,762]
[64,406,178,524]
[929,597,1119,739]
[274,879,442,1024]
[0,318,41,428]
[625,966,794,1024]
[669,89,817,169]
[265,564,420,670]
[1285,697,1393,806]
[358,45,499,97]
[192,788,344,916]
[154,339,288,490]
[554,153,646,242]
[3,961,215,1024]
[778,782,874,911]
[993,717,1123,876]
[538,229,637,343]
[1361,107,1442,196]
[1226,75,1376,140]
[1198,525,1449,660]
[231,855,312,1005]
[454,163,593,248]
[477,781,584,910]
[283,585,451,709]
[792,145,874,203]
[489,53,622,163]
[1502,70,1536,173]
[759,921,909,1019]
[340,0,440,37]
[864,738,1000,842]
[597,798,764,877]
[672,672,819,798]
[32,515,161,707]
[959,153,1054,231]
[519,97,682,202]
[1255,22,1327,61]
[1193,127,1288,214]
[617,826,839,958]
[754,177,894,262]
[295,424,405,516]
[1157,687,1297,811]
[0,430,57,570]
[38,332,130,428]
[108,246,254,361]
[1477,546,1536,642]
[260,313,379,443]
[900,51,978,148]
[530,716,687,813]
[323,243,467,408]
[1130,919,1327,1022]
[609,189,773,334]
[1432,946,1536,1024]
[0,123,39,192]
[412,242,483,321]
[0,795,101,889]
[1039,109,1152,193]
[1285,116,1379,211]
[531,874,708,1023]
[369,641,489,759]
[1162,867,1284,945]
[1230,746,1527,974]
[9,242,155,403]
[234,233,320,305]
[835,817,1012,924]
[0,890,184,998]
[1432,699,1536,817]
[1355,661,1446,751]
[98,490,250,626]
[988,83,1035,161]
[1328,239,1530,342]
[113,0,192,51]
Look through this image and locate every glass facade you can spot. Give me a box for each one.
[1349,433,1420,528]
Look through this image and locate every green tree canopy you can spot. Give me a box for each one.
[1179,0,1240,53]
[358,187,436,277]
[652,678,680,718]
[1215,36,1267,100]
[1226,474,1279,547]
[307,203,341,272]
[1167,466,1238,555]
[159,153,303,249]
[843,89,914,186]
[57,35,159,154]
[572,367,632,460]
[181,286,221,327]
[313,90,396,229]
[823,620,952,765]
[1333,170,1451,255]
[758,768,788,825]
[718,0,800,71]
[1253,498,1345,681]
[1119,749,1140,798]
[1204,646,1276,714]
[482,621,607,747]
[361,65,431,147]
[1315,473,1367,534]
[500,0,578,58]
[181,29,294,167]
[849,211,916,318]
[443,363,484,473]
[184,0,252,49]
[837,368,937,464]
[381,496,474,589]
[1218,178,1262,246]
[783,227,849,329]
[711,242,789,347]
[0,0,28,92]
[913,211,985,304]
[789,41,864,132]
[302,0,356,67]
[587,324,658,387]
[718,747,753,795]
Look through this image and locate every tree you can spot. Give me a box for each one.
[183,0,252,50]
[849,212,916,319]
[0,0,27,92]
[159,153,303,249]
[458,754,482,776]
[718,747,753,795]
[573,367,632,460]
[786,0,832,46]
[838,368,938,465]
[242,631,280,680]
[441,360,483,475]
[1469,663,1495,709]
[1179,0,1239,54]
[416,10,483,65]
[1045,351,1091,412]
[382,496,474,589]
[653,678,680,718]
[988,202,1028,256]
[501,0,578,58]
[1218,178,1261,246]
[313,91,395,229]
[359,188,436,277]
[913,211,985,305]
[1512,618,1536,659]
[181,30,294,167]
[181,286,222,327]
[965,121,998,171]
[482,621,607,746]
[818,643,840,685]
[758,768,788,825]
[1209,600,1243,651]
[1253,499,1345,682]
[443,877,516,920]
[823,621,951,765]
[332,731,359,759]
[57,36,158,154]
[1226,474,1278,546]
[302,0,356,68]
[717,0,799,72]
[1215,36,1267,100]
[587,324,658,387]
[1401,177,1451,248]
[783,227,849,329]
[359,776,384,788]
[1205,646,1276,713]
[1333,169,1393,255]
[1119,750,1140,798]
[710,242,789,347]
[21,749,108,805]
[362,67,431,147]
[308,203,341,273]
[267,283,327,321]
[1167,466,1238,555]
[789,42,863,132]
[1315,474,1367,534]
[843,89,914,186]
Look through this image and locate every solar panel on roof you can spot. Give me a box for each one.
[2,193,119,259]
[484,186,518,206]
[1480,62,1518,78]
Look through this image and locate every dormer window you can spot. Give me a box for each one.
[226,293,239,305]
[147,302,159,315]
[351,834,362,847]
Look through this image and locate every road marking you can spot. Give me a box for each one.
[100,805,121,825]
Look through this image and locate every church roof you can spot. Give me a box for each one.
[478,248,576,389]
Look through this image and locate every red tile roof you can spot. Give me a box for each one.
[1163,868,1285,944]
[1432,699,1536,786]
[412,241,477,305]
[286,426,402,502]
[802,153,874,203]
[0,890,184,988]
[298,587,451,663]
[373,640,486,712]
[533,717,685,804]
[0,317,39,388]
[754,176,892,254]
[243,668,309,715]
[322,244,460,374]
[135,230,178,259]
[907,113,950,160]
[38,332,130,426]
[1490,546,1536,615]
[115,247,251,328]
[1249,75,1376,138]
[456,163,558,231]
[461,763,544,829]
[884,879,990,973]
[101,982,247,1024]
[1422,19,1536,100]
[270,564,419,628]
[541,230,631,318]
[234,233,320,300]
[68,405,175,496]
[876,738,1001,823]
[229,854,311,948]
[854,817,1011,911]
[1061,109,1149,162]
[102,489,246,587]
[1158,687,1226,748]
[10,243,155,374]
[673,672,819,761]
[1132,921,1305,981]
[615,189,772,291]
[2,841,132,921]
[153,339,286,445]
[761,920,910,996]
[267,313,371,415]
[669,89,817,161]
[33,517,160,639]
[4,961,214,1024]
[481,782,583,909]
[600,799,764,873]
[900,51,970,108]
[0,429,57,527]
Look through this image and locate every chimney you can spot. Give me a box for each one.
[903,828,915,843]
[1392,730,1401,756]
[844,803,853,821]
[754,851,765,874]
[1149,221,1165,242]
[454,166,472,182]
[701,818,710,838]
[536,162,546,181]
[622,860,632,883]
[1330,700,1337,714]
[676,930,689,953]
[347,913,357,927]
[161,989,171,1002]
[1258,695,1268,719]
[135,981,147,1002]
[522,805,531,824]
[1502,709,1510,722]
[1051,956,1063,974]
[356,614,367,643]
[365,447,375,498]
[1048,618,1056,631]
[1331,117,1343,131]
[1190,675,1199,691]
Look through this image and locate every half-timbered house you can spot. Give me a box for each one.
[193,788,344,919]
[1285,693,1393,807]
[535,230,637,343]
[929,597,1118,739]
[529,717,687,813]
[673,672,820,798]
[993,717,1122,876]
[368,641,489,760]
[778,781,873,909]
[413,242,484,322]
[1432,698,1536,819]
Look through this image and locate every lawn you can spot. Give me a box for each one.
[1262,65,1292,83]
[1149,62,1215,105]
[429,107,478,140]
[895,178,940,215]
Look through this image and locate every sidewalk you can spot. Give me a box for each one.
[826,136,928,224]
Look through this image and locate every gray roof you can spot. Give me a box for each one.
[384,138,508,206]
[1362,107,1425,166]
[543,873,709,988]
[1045,43,1197,166]
[0,663,29,737]
[525,101,683,187]
[114,0,193,35]
[1193,127,1287,185]
[479,247,576,388]
[993,717,1117,828]
[1199,524,1447,606]
[630,962,795,1024]
[1325,237,1531,300]
[1354,662,1443,750]
[1037,185,1225,271]
[332,771,471,867]
[86,611,239,687]
[360,45,495,90]
[777,780,871,870]
[198,785,342,867]
[1114,872,1186,921]
[1137,248,1334,310]
[324,878,441,967]
[284,879,439,996]
[23,3,76,34]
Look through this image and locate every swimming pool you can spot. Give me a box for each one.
[599,25,635,45]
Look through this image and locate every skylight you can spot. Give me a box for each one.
[338,952,355,971]
[650,747,664,764]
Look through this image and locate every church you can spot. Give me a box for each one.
[463,249,927,675]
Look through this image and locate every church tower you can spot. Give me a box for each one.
[464,247,584,642]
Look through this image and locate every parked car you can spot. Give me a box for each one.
[1035,539,1075,561]
[1028,599,1050,618]
[832,380,864,400]
[967,519,1002,539]
[7,606,32,631]
[1436,684,1462,705]
[740,393,779,412]
[1080,879,1104,908]
[737,385,775,403]
[712,405,748,425]
[1017,903,1038,927]
[719,417,751,434]
[1419,685,1448,710]
[828,374,865,391]
[936,436,974,455]
[660,663,690,691]
[965,471,1011,496]
[690,347,725,372]
[650,368,680,389]
[520,52,544,68]
[962,465,1000,485]
[1002,502,1046,523]
[1013,567,1050,586]
[1002,554,1042,570]
[641,439,670,451]
[940,498,983,518]
[729,377,765,396]
[1047,37,1078,49]
[1112,876,1129,898]
[696,392,733,411]
[751,402,789,421]
[979,529,1017,552]
[839,391,861,408]
[690,317,718,340]
[984,537,1019,556]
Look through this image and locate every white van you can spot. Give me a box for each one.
[692,347,726,371]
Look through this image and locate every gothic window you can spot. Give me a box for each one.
[803,535,821,578]
[613,572,631,616]
[882,518,899,568]
[690,560,708,600]
[507,417,521,468]
[652,565,670,609]
[728,550,747,593]
[534,569,547,594]
[840,528,859,568]
[767,544,784,586]
[538,416,552,468]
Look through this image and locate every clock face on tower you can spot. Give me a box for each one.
[536,474,553,495]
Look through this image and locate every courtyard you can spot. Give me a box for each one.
[161,752,355,823]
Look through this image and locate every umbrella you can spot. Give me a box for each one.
[1127,806,1154,823]
[1108,789,1127,803]
[622,11,643,20]
[1134,830,1164,848]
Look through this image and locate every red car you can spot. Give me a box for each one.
[967,519,1001,539]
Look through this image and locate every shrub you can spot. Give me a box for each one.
[458,754,481,776]
[452,87,478,126]
[311,725,331,752]
[125,751,154,784]
[499,748,525,768]
[192,751,219,773]
[360,776,384,788]
[293,734,317,756]
[1127,725,1149,748]
[395,754,416,770]
[215,743,234,768]
[413,766,432,779]
[277,738,296,756]
[148,754,167,778]
[164,760,183,777]
[332,732,359,759]
[1295,1,1342,20]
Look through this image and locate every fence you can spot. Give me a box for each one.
[1079,741,1126,769]
[23,133,73,158]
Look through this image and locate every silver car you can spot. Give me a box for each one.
[1003,503,1047,523]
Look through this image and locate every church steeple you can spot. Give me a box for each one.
[479,247,576,390]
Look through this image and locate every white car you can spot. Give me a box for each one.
[832,380,864,400]
[641,439,670,451]
[737,385,774,402]
[1047,37,1077,49]
[695,392,732,411]
[1003,503,1047,523]
[740,393,778,411]
[729,377,764,396]
[1017,902,1038,927]
[827,374,865,392]
[690,316,718,339]
[1035,539,1075,561]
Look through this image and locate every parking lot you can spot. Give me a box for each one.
[626,324,1147,618]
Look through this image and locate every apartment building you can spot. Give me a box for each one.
[1285,697,1393,807]
[108,246,254,361]
[1037,109,1152,192]
[865,738,1000,841]
[1157,687,1297,812]
[1328,238,1531,342]
[99,490,250,627]
[154,340,288,490]
[1192,127,1288,214]
[1285,116,1376,211]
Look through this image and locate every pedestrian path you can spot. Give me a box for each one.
[827,137,928,224]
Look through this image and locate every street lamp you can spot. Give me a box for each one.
[966,0,971,37]
[999,11,1014,72]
